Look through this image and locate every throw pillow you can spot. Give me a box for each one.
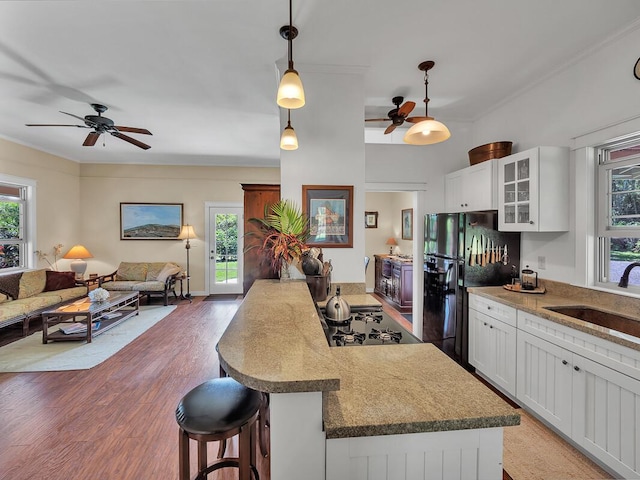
[0,272,23,300]
[18,269,47,298]
[156,263,181,282]
[44,270,77,291]
[116,262,148,281]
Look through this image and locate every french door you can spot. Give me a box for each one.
[208,206,243,295]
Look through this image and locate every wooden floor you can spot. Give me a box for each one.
[0,296,268,480]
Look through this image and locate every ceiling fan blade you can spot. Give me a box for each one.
[111,131,151,150]
[83,132,100,146]
[25,123,89,128]
[113,126,152,135]
[384,124,397,134]
[398,101,416,117]
[59,111,92,125]
[365,118,391,122]
[406,115,434,124]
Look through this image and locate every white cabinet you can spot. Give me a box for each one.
[516,312,640,479]
[498,146,569,231]
[516,329,573,433]
[445,160,497,213]
[468,294,517,397]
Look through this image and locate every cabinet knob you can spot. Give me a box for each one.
[562,360,568,365]
[489,325,493,329]
[483,322,488,326]
[529,220,534,224]
[460,203,464,207]
[574,365,580,372]
[486,306,492,310]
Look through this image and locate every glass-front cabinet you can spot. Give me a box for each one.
[498,146,570,232]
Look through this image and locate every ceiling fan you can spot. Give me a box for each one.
[25,103,152,150]
[365,96,416,134]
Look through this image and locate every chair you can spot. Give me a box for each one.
[364,256,370,273]
[175,377,262,480]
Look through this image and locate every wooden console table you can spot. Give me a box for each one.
[42,291,139,344]
[373,254,412,311]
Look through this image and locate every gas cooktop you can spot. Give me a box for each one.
[318,306,421,347]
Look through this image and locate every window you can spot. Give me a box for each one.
[596,136,640,290]
[0,175,35,271]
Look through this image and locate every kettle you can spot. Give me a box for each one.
[324,286,351,324]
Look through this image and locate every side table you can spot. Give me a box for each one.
[175,274,192,303]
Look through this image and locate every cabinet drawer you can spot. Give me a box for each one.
[469,294,516,327]
[518,310,640,382]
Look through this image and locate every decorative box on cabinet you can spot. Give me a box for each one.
[468,294,517,397]
[498,146,569,231]
[373,255,412,311]
[444,160,497,213]
[241,184,280,295]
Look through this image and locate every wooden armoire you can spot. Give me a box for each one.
[242,184,281,294]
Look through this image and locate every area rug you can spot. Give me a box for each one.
[0,305,176,373]
[503,408,612,480]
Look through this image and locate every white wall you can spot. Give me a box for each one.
[472,22,640,283]
[280,66,366,283]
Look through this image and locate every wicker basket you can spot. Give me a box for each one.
[468,141,513,166]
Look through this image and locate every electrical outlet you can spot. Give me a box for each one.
[538,256,546,270]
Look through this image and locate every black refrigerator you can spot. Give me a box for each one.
[423,211,521,369]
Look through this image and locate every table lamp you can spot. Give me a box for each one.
[63,245,93,280]
[178,224,197,299]
[386,237,398,254]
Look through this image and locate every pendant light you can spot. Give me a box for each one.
[403,61,450,145]
[277,0,305,109]
[280,109,298,150]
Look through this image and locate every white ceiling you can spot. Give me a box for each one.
[1,0,639,168]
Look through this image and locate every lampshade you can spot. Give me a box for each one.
[178,225,196,240]
[280,109,298,150]
[63,245,93,259]
[63,245,93,280]
[403,119,451,145]
[277,69,305,109]
[385,238,398,246]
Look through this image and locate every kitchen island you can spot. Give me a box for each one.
[217,280,519,480]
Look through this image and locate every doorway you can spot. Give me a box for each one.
[208,205,243,295]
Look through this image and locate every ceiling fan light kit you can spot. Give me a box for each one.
[403,60,451,146]
[280,110,299,150]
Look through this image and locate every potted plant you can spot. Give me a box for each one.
[246,199,310,280]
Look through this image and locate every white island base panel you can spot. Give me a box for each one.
[269,392,504,480]
[326,428,504,480]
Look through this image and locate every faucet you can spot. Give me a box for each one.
[618,262,640,287]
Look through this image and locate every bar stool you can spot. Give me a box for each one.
[175,377,262,480]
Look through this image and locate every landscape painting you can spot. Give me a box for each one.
[120,203,183,240]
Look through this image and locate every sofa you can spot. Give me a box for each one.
[99,262,182,306]
[0,269,89,336]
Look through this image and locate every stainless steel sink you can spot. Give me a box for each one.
[544,306,640,338]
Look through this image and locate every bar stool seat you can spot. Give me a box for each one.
[176,377,262,480]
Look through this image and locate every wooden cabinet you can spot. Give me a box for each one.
[444,160,497,213]
[241,184,280,295]
[468,294,517,397]
[498,146,569,231]
[374,255,412,311]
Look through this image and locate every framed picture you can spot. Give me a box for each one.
[365,211,378,229]
[120,203,183,240]
[303,185,353,248]
[402,208,413,240]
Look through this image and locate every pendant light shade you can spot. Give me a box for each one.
[277,0,305,109]
[403,118,451,145]
[403,60,450,146]
[280,110,298,150]
[277,68,305,109]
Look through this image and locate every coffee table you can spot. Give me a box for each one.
[42,291,140,344]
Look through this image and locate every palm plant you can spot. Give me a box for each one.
[246,199,310,276]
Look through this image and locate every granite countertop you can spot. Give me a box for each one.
[218,279,520,439]
[468,285,640,351]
